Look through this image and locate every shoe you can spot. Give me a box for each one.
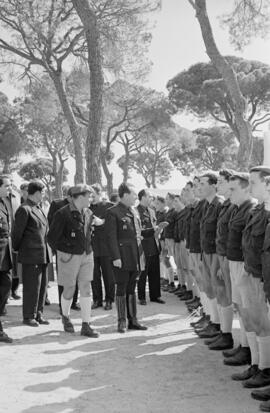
[243,368,270,388]
[260,400,270,412]
[223,344,242,358]
[150,298,165,304]
[62,315,75,333]
[208,333,233,351]
[104,301,112,310]
[81,322,99,338]
[45,298,51,306]
[36,313,50,325]
[187,301,201,312]
[194,319,211,332]
[12,293,21,300]
[169,286,180,293]
[71,303,80,311]
[23,318,39,327]
[139,299,147,305]
[197,323,220,339]
[251,387,270,401]
[172,285,182,294]
[128,321,147,330]
[118,320,126,333]
[91,301,103,310]
[167,283,176,292]
[231,364,259,381]
[190,314,208,328]
[185,296,199,305]
[160,278,169,286]
[176,286,187,295]
[180,291,193,301]
[204,332,222,345]
[223,347,251,366]
[0,331,13,343]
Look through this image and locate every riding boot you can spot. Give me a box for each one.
[116,295,126,333]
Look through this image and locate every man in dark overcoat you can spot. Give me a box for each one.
[12,181,52,326]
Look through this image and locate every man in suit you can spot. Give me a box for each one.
[136,189,165,305]
[0,175,13,342]
[47,187,80,312]
[90,184,115,310]
[12,181,52,327]
[47,184,99,338]
[105,183,147,333]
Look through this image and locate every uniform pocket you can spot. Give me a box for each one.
[58,251,73,263]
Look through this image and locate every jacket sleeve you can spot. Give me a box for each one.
[47,210,66,251]
[12,206,29,251]
[105,210,121,261]
[47,201,57,227]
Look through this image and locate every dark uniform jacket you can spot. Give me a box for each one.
[47,202,93,255]
[185,204,196,249]
[12,199,52,265]
[200,195,223,254]
[262,217,270,300]
[47,198,69,226]
[164,208,178,239]
[137,204,159,257]
[156,209,168,241]
[189,199,206,254]
[105,202,139,271]
[242,203,270,278]
[0,199,12,271]
[90,201,113,257]
[226,199,255,261]
[174,208,187,243]
[216,199,236,257]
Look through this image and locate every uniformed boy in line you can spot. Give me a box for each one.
[196,173,223,339]
[173,192,187,296]
[205,169,236,351]
[163,193,178,291]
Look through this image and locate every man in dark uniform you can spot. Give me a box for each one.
[12,181,52,326]
[47,187,80,312]
[136,189,165,305]
[0,176,13,342]
[232,166,270,389]
[196,172,223,339]
[105,183,147,333]
[90,184,115,310]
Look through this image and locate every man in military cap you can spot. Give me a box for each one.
[105,183,147,333]
[47,184,99,338]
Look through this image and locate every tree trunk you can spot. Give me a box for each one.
[2,158,10,174]
[192,0,253,167]
[72,0,103,185]
[50,71,85,184]
[123,144,130,184]
[100,152,114,196]
[54,159,64,199]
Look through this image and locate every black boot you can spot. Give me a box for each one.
[0,321,12,343]
[127,294,147,330]
[116,296,126,333]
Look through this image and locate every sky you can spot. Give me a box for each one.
[2,0,270,190]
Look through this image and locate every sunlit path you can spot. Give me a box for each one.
[1,283,258,413]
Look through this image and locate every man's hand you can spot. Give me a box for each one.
[113,259,122,268]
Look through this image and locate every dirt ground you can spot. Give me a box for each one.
[0,283,261,413]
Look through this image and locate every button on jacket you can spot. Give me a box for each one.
[216,199,237,257]
[90,201,113,257]
[136,204,159,256]
[200,196,223,254]
[47,202,93,255]
[189,199,206,254]
[226,200,255,261]
[105,202,139,271]
[164,208,178,239]
[12,199,52,264]
[242,204,270,278]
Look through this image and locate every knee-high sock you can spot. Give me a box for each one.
[192,279,200,297]
[80,296,91,323]
[209,298,220,324]
[246,331,259,365]
[239,315,249,347]
[258,336,270,370]
[200,292,209,315]
[61,296,72,318]
[220,305,233,333]
[167,267,174,284]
